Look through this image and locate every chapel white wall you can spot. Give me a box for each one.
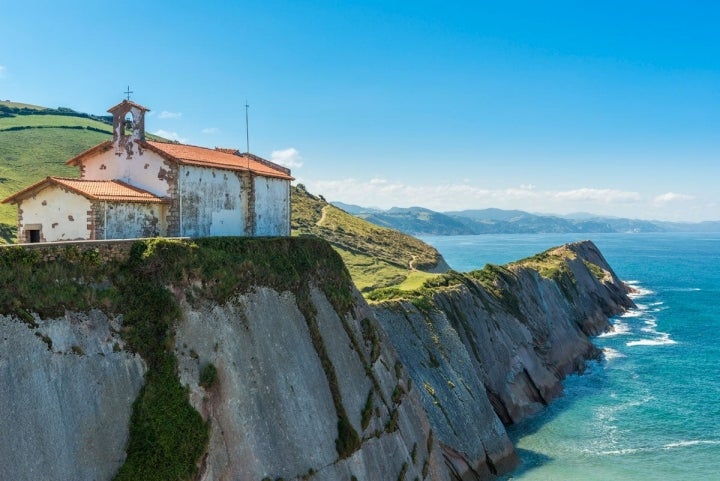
[19,186,91,242]
[79,148,171,198]
[177,165,248,237]
[253,177,290,236]
[103,203,166,240]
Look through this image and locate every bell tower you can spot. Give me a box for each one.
[107,99,150,157]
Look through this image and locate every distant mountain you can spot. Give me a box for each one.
[357,207,475,235]
[445,208,531,222]
[330,203,720,235]
[330,201,382,215]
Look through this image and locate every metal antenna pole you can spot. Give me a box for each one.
[245,101,250,153]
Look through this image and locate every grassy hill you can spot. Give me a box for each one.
[0,100,448,293]
[0,102,116,228]
[0,101,165,231]
[292,185,447,292]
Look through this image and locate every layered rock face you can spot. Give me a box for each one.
[373,241,634,479]
[0,238,632,481]
[0,311,145,481]
[174,286,446,481]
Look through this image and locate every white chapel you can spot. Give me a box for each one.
[3,99,293,243]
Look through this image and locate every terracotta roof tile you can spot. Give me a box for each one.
[145,141,293,179]
[2,177,165,204]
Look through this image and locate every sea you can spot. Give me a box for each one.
[418,232,720,481]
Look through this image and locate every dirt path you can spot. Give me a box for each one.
[409,255,417,270]
[316,206,328,226]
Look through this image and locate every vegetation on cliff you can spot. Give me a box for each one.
[0,236,357,479]
[366,243,610,316]
[292,184,446,292]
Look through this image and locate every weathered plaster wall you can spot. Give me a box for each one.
[178,164,248,237]
[18,185,91,242]
[253,176,290,236]
[100,202,166,239]
[0,312,146,481]
[80,147,172,198]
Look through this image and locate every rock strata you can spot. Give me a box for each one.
[0,311,145,481]
[0,239,633,481]
[372,240,634,479]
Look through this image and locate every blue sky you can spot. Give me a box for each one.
[2,1,719,221]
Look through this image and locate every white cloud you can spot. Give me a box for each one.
[270,147,303,168]
[201,127,219,134]
[158,111,182,119]
[653,192,694,204]
[305,178,654,215]
[153,129,188,144]
[0,65,5,78]
[553,188,641,204]
[301,177,714,221]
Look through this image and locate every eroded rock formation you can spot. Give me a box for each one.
[372,241,634,478]
[0,238,633,481]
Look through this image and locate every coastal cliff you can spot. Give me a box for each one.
[371,241,634,478]
[0,238,632,481]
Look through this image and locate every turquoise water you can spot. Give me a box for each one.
[419,233,720,480]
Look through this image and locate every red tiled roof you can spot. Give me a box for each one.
[66,141,113,166]
[65,140,292,180]
[145,141,293,179]
[2,177,166,204]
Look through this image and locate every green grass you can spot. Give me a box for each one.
[291,186,445,293]
[0,236,359,479]
[0,100,447,295]
[0,100,46,110]
[0,114,114,131]
[0,102,169,233]
[0,128,107,225]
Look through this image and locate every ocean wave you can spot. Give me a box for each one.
[663,440,720,449]
[589,439,720,456]
[602,347,626,361]
[619,309,646,319]
[626,333,677,347]
[629,287,655,298]
[598,320,631,337]
[665,287,701,292]
[625,280,655,298]
[640,318,658,332]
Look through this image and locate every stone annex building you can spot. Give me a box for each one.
[3,100,293,243]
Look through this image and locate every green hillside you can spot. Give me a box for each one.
[0,101,166,233]
[0,102,115,228]
[0,100,448,293]
[292,185,446,292]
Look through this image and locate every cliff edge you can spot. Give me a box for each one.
[371,240,634,479]
[0,238,633,481]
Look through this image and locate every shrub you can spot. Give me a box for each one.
[199,363,218,389]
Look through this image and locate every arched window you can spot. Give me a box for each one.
[124,112,134,132]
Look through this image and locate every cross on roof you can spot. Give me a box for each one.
[124,86,133,101]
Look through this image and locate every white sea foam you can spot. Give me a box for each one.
[640,319,658,332]
[626,333,677,347]
[598,320,631,337]
[627,282,655,298]
[589,439,720,457]
[603,347,626,361]
[663,440,720,449]
[619,309,645,319]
